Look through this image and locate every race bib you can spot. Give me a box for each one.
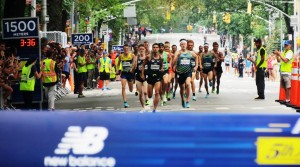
[181,59,190,65]
[151,65,160,70]
[163,63,167,68]
[204,62,211,67]
[122,62,131,66]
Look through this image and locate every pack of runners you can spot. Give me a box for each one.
[117,40,224,113]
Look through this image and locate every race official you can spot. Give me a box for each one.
[20,57,42,109]
[247,38,266,100]
[42,51,58,111]
[274,40,294,103]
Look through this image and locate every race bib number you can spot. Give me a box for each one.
[181,59,190,65]
[163,63,167,68]
[122,62,131,67]
[151,65,160,70]
[204,62,211,67]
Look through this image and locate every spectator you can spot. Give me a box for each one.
[98,51,112,90]
[267,55,274,81]
[42,51,59,111]
[20,57,42,109]
[274,40,294,104]
[238,55,244,78]
[86,51,96,89]
[77,49,87,98]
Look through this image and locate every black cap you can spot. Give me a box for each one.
[254,38,262,43]
[158,43,164,47]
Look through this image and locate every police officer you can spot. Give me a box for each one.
[20,57,42,109]
[247,38,267,100]
[274,40,294,103]
[42,51,58,111]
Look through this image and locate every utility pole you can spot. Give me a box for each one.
[42,0,47,31]
[31,0,36,17]
[70,1,75,34]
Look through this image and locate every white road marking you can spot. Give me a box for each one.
[254,128,283,133]
[268,123,291,128]
[216,107,230,110]
[251,107,264,110]
[95,107,103,109]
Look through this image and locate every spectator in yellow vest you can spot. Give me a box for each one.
[42,51,58,111]
[20,57,42,109]
[98,52,112,90]
[274,40,294,103]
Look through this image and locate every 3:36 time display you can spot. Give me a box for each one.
[20,38,37,47]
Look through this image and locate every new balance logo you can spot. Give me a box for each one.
[291,118,300,135]
[54,126,109,155]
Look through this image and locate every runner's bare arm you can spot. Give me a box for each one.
[130,54,136,73]
[191,52,198,71]
[141,55,150,79]
[173,51,180,72]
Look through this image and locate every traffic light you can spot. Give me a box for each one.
[187,25,193,31]
[247,1,252,14]
[166,11,171,20]
[213,14,217,23]
[223,13,231,24]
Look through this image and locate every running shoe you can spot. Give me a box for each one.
[124,102,129,108]
[163,95,167,102]
[186,102,190,108]
[192,96,197,101]
[78,94,86,98]
[181,100,186,108]
[209,81,213,87]
[106,87,111,90]
[102,87,105,91]
[139,108,146,113]
[216,89,219,94]
[205,93,209,99]
[212,88,215,94]
[152,109,156,113]
[145,100,150,106]
[135,91,138,96]
[172,93,176,99]
[167,93,171,101]
[198,89,202,93]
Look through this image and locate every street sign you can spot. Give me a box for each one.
[1,17,42,104]
[71,33,93,46]
[112,45,124,52]
[290,15,298,27]
[1,17,39,39]
[0,112,300,166]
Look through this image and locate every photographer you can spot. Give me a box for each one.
[274,40,294,104]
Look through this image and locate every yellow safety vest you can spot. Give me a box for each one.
[42,59,57,83]
[256,47,267,68]
[20,64,35,91]
[280,49,294,73]
[87,57,95,70]
[99,57,111,73]
[78,55,87,73]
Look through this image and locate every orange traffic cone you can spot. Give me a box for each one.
[275,86,286,103]
[98,80,103,89]
[294,62,300,109]
[69,74,74,92]
[287,62,299,107]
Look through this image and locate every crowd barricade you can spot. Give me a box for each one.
[54,83,71,101]
[295,61,300,112]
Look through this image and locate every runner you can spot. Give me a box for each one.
[135,44,149,111]
[173,39,198,108]
[211,42,224,94]
[171,44,178,99]
[141,43,163,113]
[187,40,197,101]
[117,44,136,108]
[164,41,173,101]
[158,43,170,106]
[196,45,204,92]
[199,43,215,98]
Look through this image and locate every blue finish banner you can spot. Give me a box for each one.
[1,17,39,39]
[71,33,93,46]
[0,112,299,167]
